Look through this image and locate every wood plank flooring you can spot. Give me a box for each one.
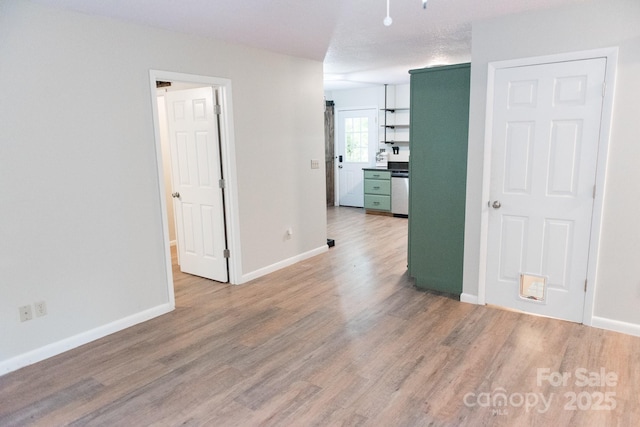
[1,206,639,426]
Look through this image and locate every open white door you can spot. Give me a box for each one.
[165,87,228,282]
[336,108,377,207]
[485,58,607,322]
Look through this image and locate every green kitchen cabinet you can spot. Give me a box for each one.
[363,169,391,212]
[408,64,471,296]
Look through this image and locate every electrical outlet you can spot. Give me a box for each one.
[19,305,33,322]
[34,301,47,317]
[311,159,320,169]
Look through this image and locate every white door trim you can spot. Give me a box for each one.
[149,70,242,292]
[333,106,379,206]
[477,47,618,325]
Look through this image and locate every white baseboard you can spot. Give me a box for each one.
[456,297,640,338]
[590,316,640,338]
[239,245,328,284]
[460,293,480,305]
[0,303,174,376]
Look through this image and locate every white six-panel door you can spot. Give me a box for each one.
[165,87,228,283]
[485,58,606,322]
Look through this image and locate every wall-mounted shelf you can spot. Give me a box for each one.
[381,140,410,144]
[382,124,410,129]
[381,108,410,113]
[381,86,410,144]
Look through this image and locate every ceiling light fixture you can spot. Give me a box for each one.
[383,0,392,26]
[384,0,428,26]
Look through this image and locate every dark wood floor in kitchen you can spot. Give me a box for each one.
[1,206,639,426]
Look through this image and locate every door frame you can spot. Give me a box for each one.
[149,70,242,296]
[334,106,379,206]
[476,47,618,325]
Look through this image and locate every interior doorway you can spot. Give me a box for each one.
[160,85,229,283]
[149,71,241,295]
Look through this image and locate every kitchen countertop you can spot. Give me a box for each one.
[362,166,410,172]
[363,161,409,173]
[362,166,409,172]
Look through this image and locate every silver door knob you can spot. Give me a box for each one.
[492,200,501,209]
[172,192,180,198]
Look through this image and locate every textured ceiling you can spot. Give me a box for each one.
[31,0,587,90]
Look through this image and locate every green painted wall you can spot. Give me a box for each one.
[408,64,471,295]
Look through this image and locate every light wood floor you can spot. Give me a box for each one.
[1,207,639,426]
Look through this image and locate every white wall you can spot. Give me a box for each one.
[463,0,640,333]
[0,0,327,372]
